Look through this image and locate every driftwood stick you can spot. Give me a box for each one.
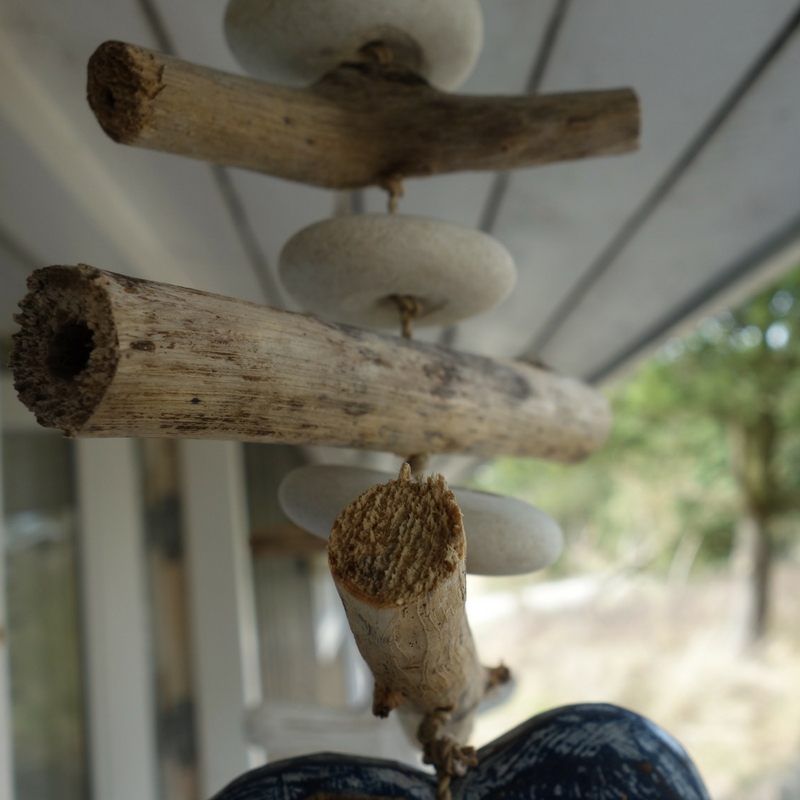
[86,41,640,190]
[328,465,504,793]
[10,265,610,460]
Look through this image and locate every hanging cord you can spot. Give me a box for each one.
[394,305,429,473]
[381,173,405,213]
[392,295,427,473]
[360,42,405,213]
[416,667,511,800]
[392,294,422,339]
[418,708,478,800]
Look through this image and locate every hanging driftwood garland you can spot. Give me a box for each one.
[86,41,640,190]
[10,265,610,460]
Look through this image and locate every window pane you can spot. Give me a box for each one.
[2,432,89,800]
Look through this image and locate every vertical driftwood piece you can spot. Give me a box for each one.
[328,465,505,796]
[86,41,640,190]
[10,266,611,460]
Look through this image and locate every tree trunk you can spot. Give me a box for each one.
[729,509,772,649]
[727,412,776,649]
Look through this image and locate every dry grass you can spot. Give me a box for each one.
[469,560,800,800]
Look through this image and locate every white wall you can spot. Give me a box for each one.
[181,439,264,797]
[76,438,159,800]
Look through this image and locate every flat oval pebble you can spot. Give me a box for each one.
[224,0,483,90]
[279,215,516,330]
[278,465,562,576]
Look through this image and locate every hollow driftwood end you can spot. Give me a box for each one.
[11,265,119,435]
[87,40,161,144]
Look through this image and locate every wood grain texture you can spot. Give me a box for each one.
[86,41,640,190]
[10,265,610,460]
[327,466,490,746]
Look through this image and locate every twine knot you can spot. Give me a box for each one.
[418,708,478,800]
[391,294,422,339]
[380,173,405,213]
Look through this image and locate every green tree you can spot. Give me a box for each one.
[624,266,800,647]
[474,266,800,649]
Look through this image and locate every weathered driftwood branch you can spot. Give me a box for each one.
[328,464,506,783]
[11,265,610,460]
[86,41,640,190]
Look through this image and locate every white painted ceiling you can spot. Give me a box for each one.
[1,0,799,384]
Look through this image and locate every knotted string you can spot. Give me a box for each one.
[418,708,478,800]
[392,294,422,339]
[381,173,405,213]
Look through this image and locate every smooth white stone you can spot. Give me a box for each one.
[279,215,517,329]
[279,465,563,576]
[224,0,483,91]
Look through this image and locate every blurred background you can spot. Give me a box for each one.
[467,268,800,800]
[2,1,800,799]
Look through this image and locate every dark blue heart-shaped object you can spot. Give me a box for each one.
[214,704,710,800]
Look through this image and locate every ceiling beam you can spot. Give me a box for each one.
[134,0,284,306]
[525,2,800,359]
[587,213,800,385]
[477,0,572,235]
[0,30,195,289]
[440,0,571,350]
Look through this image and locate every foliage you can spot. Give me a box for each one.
[473,265,800,579]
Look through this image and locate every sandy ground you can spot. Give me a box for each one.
[467,560,800,800]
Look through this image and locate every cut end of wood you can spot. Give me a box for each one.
[10,265,119,434]
[87,41,160,143]
[328,463,465,608]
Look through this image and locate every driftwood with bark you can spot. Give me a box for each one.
[86,41,640,191]
[11,265,611,460]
